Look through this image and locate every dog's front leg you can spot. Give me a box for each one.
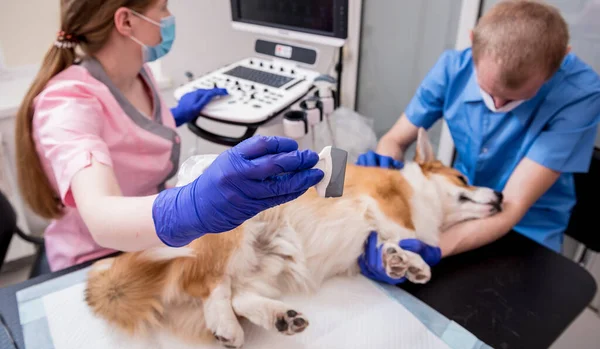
[361,204,432,284]
[379,242,432,284]
[367,215,432,284]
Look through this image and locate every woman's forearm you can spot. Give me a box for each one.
[79,194,164,251]
[70,159,165,251]
[69,136,325,251]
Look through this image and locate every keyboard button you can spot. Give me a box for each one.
[223,66,293,88]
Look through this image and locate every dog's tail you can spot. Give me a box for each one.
[84,247,195,335]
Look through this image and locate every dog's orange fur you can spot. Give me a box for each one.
[334,165,416,230]
[85,227,244,339]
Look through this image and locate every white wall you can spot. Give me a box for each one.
[0,0,59,68]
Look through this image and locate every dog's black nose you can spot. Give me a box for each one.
[494,191,504,202]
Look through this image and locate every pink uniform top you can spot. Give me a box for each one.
[32,57,181,272]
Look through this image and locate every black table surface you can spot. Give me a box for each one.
[401,232,597,349]
[0,232,596,349]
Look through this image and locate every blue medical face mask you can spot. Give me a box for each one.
[129,10,175,63]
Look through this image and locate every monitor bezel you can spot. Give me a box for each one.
[230,0,348,47]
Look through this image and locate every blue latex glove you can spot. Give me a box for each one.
[171,87,229,126]
[356,150,404,169]
[358,232,442,285]
[152,136,324,247]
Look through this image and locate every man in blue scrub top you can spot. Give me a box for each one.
[357,0,600,284]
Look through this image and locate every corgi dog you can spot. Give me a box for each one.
[84,128,503,348]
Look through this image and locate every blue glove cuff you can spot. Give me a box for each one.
[398,239,442,266]
[356,150,404,169]
[152,184,207,247]
[170,107,186,127]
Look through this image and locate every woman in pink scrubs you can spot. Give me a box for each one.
[15,0,324,272]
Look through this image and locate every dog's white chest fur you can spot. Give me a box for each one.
[228,163,445,298]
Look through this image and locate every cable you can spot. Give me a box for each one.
[15,227,44,246]
[335,46,344,109]
[325,114,337,148]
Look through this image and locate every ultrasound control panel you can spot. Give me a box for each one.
[174,57,322,124]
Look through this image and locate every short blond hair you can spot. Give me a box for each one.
[472,0,569,89]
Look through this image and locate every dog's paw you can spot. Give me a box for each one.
[275,310,309,335]
[382,242,409,279]
[212,322,245,349]
[404,251,431,284]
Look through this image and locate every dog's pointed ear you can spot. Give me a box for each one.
[414,128,435,164]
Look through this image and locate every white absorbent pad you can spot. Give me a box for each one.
[42,275,451,349]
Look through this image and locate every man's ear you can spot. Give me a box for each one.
[414,128,435,164]
[469,29,474,43]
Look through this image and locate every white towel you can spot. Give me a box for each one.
[43,275,451,349]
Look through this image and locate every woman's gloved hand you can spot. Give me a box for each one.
[358,232,442,285]
[152,136,324,247]
[356,150,404,169]
[171,87,229,126]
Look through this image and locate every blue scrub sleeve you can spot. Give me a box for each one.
[404,50,454,129]
[526,93,600,173]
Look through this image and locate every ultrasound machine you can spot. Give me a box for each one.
[174,0,349,148]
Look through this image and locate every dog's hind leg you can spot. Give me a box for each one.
[162,301,215,347]
[204,278,245,348]
[185,276,245,348]
[231,290,309,335]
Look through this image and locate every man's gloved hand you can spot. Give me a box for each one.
[356,150,404,169]
[358,232,442,285]
[152,136,324,247]
[171,87,229,126]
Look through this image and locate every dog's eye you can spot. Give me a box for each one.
[457,176,468,185]
[458,194,471,203]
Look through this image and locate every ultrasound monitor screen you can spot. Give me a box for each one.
[237,0,335,34]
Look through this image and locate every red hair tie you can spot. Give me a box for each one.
[54,30,79,49]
